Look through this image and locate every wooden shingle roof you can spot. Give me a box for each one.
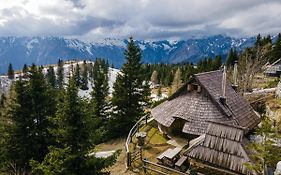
[194,70,260,130]
[185,122,256,175]
[152,70,260,136]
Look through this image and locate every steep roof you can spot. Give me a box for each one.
[185,122,256,175]
[152,70,260,136]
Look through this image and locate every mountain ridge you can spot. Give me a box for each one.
[0,35,256,74]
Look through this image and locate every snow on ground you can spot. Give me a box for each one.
[1,60,163,102]
[151,93,168,101]
[89,150,116,158]
[0,60,120,99]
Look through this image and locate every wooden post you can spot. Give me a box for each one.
[127,152,131,167]
[143,158,147,174]
[140,147,143,160]
[145,115,148,124]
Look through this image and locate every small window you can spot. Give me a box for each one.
[187,84,201,93]
[193,85,198,91]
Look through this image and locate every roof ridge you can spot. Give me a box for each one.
[194,69,222,76]
[208,121,247,131]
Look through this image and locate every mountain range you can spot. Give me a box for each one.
[0,35,256,74]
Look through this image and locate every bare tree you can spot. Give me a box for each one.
[172,68,182,93]
[237,44,271,93]
[150,70,158,87]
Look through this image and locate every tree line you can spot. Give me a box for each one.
[0,38,150,174]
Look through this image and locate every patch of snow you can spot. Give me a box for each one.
[94,38,126,48]
[65,39,85,51]
[26,38,39,50]
[139,44,146,50]
[89,150,116,158]
[1,60,120,99]
[167,40,178,46]
[162,43,171,50]
[151,93,168,101]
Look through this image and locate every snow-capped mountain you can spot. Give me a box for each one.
[0,35,256,74]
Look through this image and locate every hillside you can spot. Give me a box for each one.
[0,35,256,74]
[0,60,119,98]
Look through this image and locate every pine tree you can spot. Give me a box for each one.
[226,48,238,67]
[91,59,109,126]
[46,66,56,88]
[27,64,56,161]
[1,64,56,173]
[4,77,32,172]
[7,63,14,79]
[269,33,281,63]
[88,62,94,80]
[110,37,150,137]
[22,64,28,78]
[81,61,89,90]
[74,63,81,87]
[255,34,262,47]
[213,55,222,70]
[56,59,64,89]
[31,76,117,175]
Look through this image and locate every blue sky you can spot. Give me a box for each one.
[0,0,281,41]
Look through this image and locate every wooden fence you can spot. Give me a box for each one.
[142,159,189,175]
[125,114,150,167]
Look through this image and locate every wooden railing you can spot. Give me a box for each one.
[142,159,189,175]
[125,114,151,168]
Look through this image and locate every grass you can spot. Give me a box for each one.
[95,138,137,175]
[149,131,168,145]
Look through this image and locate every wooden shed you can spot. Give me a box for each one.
[151,70,260,137]
[264,58,281,77]
[185,122,257,175]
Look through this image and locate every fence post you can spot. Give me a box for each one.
[145,115,147,124]
[143,158,147,174]
[127,152,131,167]
[140,147,143,161]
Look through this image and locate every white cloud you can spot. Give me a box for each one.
[0,0,280,40]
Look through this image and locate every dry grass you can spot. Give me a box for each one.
[252,73,277,89]
[96,138,136,175]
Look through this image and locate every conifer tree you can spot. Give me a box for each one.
[27,64,56,161]
[91,58,109,125]
[110,37,150,137]
[81,61,89,90]
[7,63,14,79]
[31,76,117,175]
[46,66,56,88]
[226,48,238,67]
[269,33,281,63]
[56,59,64,89]
[88,62,94,80]
[213,55,222,70]
[255,34,262,47]
[74,63,81,87]
[4,77,32,172]
[22,64,28,78]
[2,65,56,173]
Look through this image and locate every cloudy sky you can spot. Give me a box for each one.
[0,0,281,41]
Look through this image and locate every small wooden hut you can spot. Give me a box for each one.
[264,58,281,77]
[151,70,260,137]
[185,122,257,175]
